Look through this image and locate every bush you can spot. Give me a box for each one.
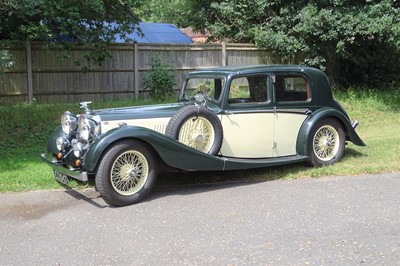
[143,54,175,102]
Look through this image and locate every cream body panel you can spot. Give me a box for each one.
[273,113,307,157]
[219,113,274,158]
[101,117,171,134]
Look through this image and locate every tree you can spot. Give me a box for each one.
[0,0,142,67]
[184,0,400,88]
[135,0,193,27]
[0,50,12,70]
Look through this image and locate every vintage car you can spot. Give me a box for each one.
[42,65,365,206]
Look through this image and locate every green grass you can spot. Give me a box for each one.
[0,89,399,192]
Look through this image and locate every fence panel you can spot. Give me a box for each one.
[0,47,28,104]
[0,43,295,105]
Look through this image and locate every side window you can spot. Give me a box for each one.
[184,78,224,101]
[275,76,310,102]
[228,75,269,104]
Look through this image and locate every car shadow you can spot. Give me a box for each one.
[58,169,278,209]
[146,179,266,203]
[143,166,300,204]
[344,147,367,158]
[63,189,107,208]
[61,148,367,208]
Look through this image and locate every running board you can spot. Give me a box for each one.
[222,155,310,170]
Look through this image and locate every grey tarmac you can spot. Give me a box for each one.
[0,172,399,265]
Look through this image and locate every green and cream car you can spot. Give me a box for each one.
[42,65,365,206]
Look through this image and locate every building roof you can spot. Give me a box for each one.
[180,27,211,43]
[115,22,192,44]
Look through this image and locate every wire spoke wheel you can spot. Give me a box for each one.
[95,140,157,206]
[309,118,345,166]
[166,105,223,155]
[178,117,215,152]
[110,150,149,196]
[313,125,340,161]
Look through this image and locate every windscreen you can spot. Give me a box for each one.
[181,77,225,102]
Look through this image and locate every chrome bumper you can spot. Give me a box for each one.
[41,153,88,182]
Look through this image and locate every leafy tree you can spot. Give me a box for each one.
[135,0,193,27]
[184,0,400,88]
[0,0,142,67]
[0,50,12,70]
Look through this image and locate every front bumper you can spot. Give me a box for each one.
[41,153,88,182]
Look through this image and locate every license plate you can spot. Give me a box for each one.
[54,170,69,185]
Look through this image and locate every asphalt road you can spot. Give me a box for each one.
[1,173,399,265]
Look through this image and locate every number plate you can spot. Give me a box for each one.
[54,170,69,185]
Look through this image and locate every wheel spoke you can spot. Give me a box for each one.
[313,125,340,161]
[110,150,149,195]
[179,116,215,152]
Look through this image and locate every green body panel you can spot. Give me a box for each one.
[46,126,63,154]
[93,102,185,121]
[296,107,366,156]
[93,101,222,122]
[83,125,310,172]
[83,126,225,172]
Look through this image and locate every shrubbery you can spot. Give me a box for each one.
[143,54,175,102]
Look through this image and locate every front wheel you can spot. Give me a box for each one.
[95,140,157,206]
[309,118,345,167]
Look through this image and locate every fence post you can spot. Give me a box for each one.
[222,42,227,66]
[134,43,139,99]
[26,42,33,103]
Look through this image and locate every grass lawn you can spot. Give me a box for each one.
[0,89,399,192]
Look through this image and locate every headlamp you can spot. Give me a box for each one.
[61,112,78,135]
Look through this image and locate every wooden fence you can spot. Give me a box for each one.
[0,42,299,104]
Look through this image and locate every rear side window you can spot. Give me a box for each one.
[275,76,310,102]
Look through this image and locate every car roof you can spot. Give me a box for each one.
[187,64,319,76]
[185,64,334,106]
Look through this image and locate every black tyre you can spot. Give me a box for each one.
[309,118,345,167]
[166,105,223,155]
[95,140,157,206]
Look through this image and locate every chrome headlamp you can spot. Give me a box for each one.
[79,116,98,142]
[61,112,78,136]
[71,139,83,158]
[56,136,70,151]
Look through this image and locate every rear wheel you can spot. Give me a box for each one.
[309,118,345,167]
[95,140,157,206]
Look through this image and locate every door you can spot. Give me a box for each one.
[220,75,275,158]
[273,75,310,157]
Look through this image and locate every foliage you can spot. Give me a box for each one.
[135,0,193,27]
[0,50,12,67]
[0,50,13,74]
[0,0,142,67]
[143,54,175,102]
[181,0,400,89]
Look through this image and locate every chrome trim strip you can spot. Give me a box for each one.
[223,108,310,115]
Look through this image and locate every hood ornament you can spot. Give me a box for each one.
[80,101,92,114]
